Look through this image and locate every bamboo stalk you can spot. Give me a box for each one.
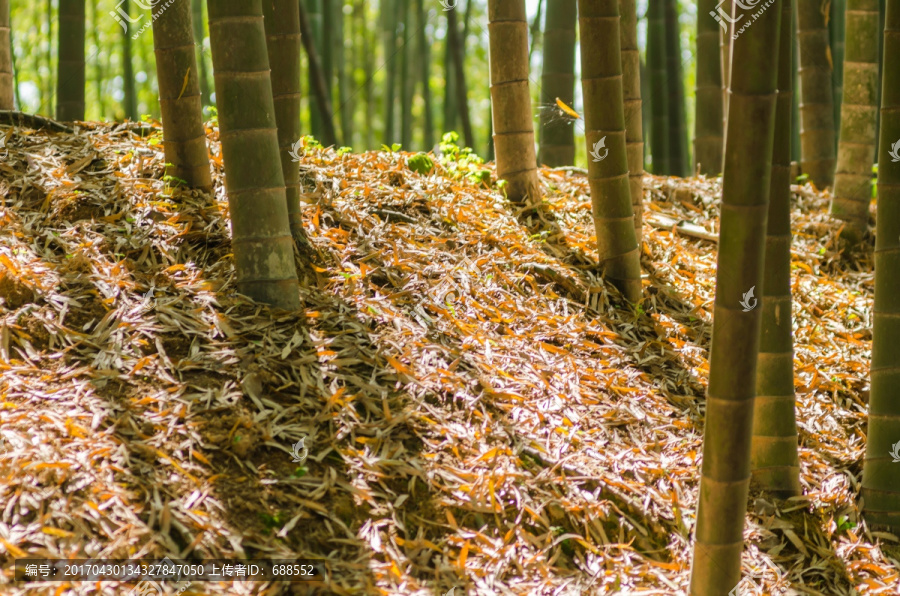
[448,5,474,149]
[620,0,644,241]
[152,0,211,190]
[689,0,783,592]
[298,0,338,146]
[751,0,800,499]
[647,0,669,174]
[796,0,837,186]
[577,0,642,303]
[538,0,577,167]
[695,0,724,175]
[57,0,85,121]
[263,0,307,242]
[830,0,880,239]
[122,0,136,121]
[488,0,540,205]
[192,0,212,107]
[0,0,12,110]
[861,0,900,534]
[417,0,434,150]
[207,0,301,309]
[664,0,688,176]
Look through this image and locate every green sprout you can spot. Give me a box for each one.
[837,515,856,532]
[203,105,218,125]
[407,152,435,175]
[302,135,323,150]
[469,169,491,187]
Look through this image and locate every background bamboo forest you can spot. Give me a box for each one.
[7,0,701,164]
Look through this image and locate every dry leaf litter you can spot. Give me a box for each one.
[0,120,889,595]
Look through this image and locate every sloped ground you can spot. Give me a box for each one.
[0,119,891,595]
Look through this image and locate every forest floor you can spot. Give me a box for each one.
[0,120,892,595]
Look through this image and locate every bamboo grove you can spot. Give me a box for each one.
[0,0,898,593]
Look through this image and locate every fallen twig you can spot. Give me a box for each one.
[370,209,418,224]
[0,110,74,133]
[645,213,718,243]
[550,166,588,176]
[521,261,587,303]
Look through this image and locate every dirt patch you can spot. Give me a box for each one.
[17,183,47,207]
[194,409,260,458]
[64,294,107,332]
[20,313,51,351]
[0,270,35,309]
[180,370,230,390]
[158,332,193,362]
[56,194,105,222]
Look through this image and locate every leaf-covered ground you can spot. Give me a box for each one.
[0,120,891,595]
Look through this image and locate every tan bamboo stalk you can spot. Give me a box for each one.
[192,0,212,107]
[207,0,301,309]
[695,0,724,175]
[0,0,12,109]
[832,0,846,133]
[122,0,136,120]
[797,0,837,186]
[830,0,880,239]
[263,0,307,243]
[751,0,800,499]
[861,0,900,534]
[720,1,732,131]
[538,0,577,167]
[620,0,644,242]
[577,0,641,302]
[488,0,541,205]
[689,0,783,592]
[152,0,212,189]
